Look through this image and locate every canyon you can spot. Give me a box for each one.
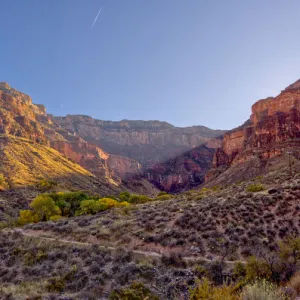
[52,115,224,192]
[1,78,300,193]
[0,82,224,193]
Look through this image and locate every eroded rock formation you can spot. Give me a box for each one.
[208,79,300,184]
[0,82,46,142]
[53,116,225,191]
[0,81,225,192]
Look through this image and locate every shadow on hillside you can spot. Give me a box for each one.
[121,134,225,193]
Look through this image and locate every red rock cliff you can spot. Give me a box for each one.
[212,79,300,174]
[0,82,47,143]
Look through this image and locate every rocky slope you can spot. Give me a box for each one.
[207,79,300,185]
[53,116,225,191]
[0,83,121,197]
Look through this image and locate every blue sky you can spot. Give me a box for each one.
[1,0,300,129]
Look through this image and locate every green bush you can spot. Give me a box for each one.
[245,256,271,281]
[0,174,5,185]
[18,210,39,225]
[246,184,265,193]
[233,262,247,280]
[278,236,300,265]
[128,194,152,204]
[49,215,63,222]
[29,195,61,221]
[189,278,239,300]
[48,191,89,217]
[77,198,129,215]
[18,191,131,224]
[109,282,159,300]
[119,191,131,202]
[157,191,168,196]
[36,179,57,191]
[46,277,65,293]
[156,194,172,201]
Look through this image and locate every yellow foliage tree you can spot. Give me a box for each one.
[18,210,39,225]
[30,195,61,221]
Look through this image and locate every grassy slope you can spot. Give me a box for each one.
[0,135,119,193]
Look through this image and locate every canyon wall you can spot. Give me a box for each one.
[0,81,225,192]
[208,79,300,184]
[53,116,225,191]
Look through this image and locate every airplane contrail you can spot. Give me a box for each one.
[91,7,102,28]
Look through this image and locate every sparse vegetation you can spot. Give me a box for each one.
[189,278,239,300]
[36,179,57,191]
[4,165,300,298]
[246,183,265,192]
[241,280,285,300]
[109,282,159,300]
[0,173,5,185]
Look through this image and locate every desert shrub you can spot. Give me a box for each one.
[36,179,57,191]
[193,265,207,278]
[287,272,300,295]
[18,210,39,225]
[207,261,224,285]
[245,256,272,281]
[49,215,63,222]
[128,194,152,204]
[279,236,300,266]
[161,253,186,268]
[246,184,265,193]
[46,277,66,292]
[119,191,131,202]
[157,191,168,196]
[29,195,61,221]
[156,194,172,201]
[189,278,239,300]
[212,186,220,192]
[200,188,210,194]
[109,282,159,300]
[241,280,285,300]
[0,173,5,185]
[233,262,247,280]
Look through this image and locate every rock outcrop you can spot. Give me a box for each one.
[0,82,46,143]
[207,79,300,184]
[50,139,142,185]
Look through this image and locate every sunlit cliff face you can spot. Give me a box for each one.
[213,80,300,169]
